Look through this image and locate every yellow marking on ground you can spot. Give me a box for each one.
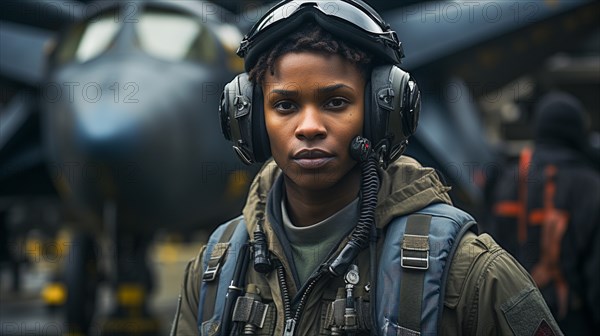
[41,283,67,305]
[156,242,179,263]
[117,284,145,307]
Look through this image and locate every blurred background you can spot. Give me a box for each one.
[1,0,598,335]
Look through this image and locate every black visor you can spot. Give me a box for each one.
[238,0,404,72]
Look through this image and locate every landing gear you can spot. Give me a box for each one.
[100,231,160,336]
[59,201,162,335]
[64,232,98,334]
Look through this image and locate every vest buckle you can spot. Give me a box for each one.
[203,242,230,282]
[401,234,429,270]
[202,263,221,281]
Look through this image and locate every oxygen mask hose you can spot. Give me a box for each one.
[328,136,380,277]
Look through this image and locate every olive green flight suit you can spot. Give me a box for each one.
[171,157,562,335]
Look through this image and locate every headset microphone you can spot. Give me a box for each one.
[350,136,373,162]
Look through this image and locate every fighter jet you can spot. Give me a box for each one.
[2,0,259,333]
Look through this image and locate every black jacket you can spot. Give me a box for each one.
[489,143,600,334]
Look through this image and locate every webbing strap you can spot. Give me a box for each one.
[398,214,431,334]
[202,219,242,326]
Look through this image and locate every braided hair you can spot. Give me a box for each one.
[248,22,373,84]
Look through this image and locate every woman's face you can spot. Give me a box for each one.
[263,51,365,192]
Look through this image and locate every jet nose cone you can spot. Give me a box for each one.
[53,59,151,160]
[73,100,141,159]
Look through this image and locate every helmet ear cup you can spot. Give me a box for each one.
[402,73,420,139]
[364,65,421,166]
[219,73,271,165]
[251,85,271,163]
[219,78,237,142]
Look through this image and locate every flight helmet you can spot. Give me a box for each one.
[219,0,421,168]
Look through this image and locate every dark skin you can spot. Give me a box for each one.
[263,51,365,227]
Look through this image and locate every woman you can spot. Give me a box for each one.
[172,1,561,335]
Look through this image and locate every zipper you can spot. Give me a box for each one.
[274,234,363,335]
[277,262,326,336]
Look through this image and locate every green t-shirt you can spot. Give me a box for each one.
[281,196,359,285]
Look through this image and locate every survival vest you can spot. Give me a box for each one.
[197,203,477,335]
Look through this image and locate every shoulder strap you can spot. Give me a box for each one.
[376,203,477,336]
[198,217,249,335]
[398,214,431,334]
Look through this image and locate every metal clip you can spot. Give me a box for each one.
[400,249,429,270]
[202,263,220,281]
[233,95,250,118]
[202,242,230,282]
[401,233,429,270]
[377,88,395,111]
[344,265,359,332]
[344,264,360,286]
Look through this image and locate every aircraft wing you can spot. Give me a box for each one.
[0,1,86,195]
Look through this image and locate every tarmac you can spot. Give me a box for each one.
[0,236,204,336]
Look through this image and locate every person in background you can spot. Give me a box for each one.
[489,91,600,335]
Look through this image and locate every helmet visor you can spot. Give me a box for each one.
[254,0,385,34]
[239,0,396,55]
